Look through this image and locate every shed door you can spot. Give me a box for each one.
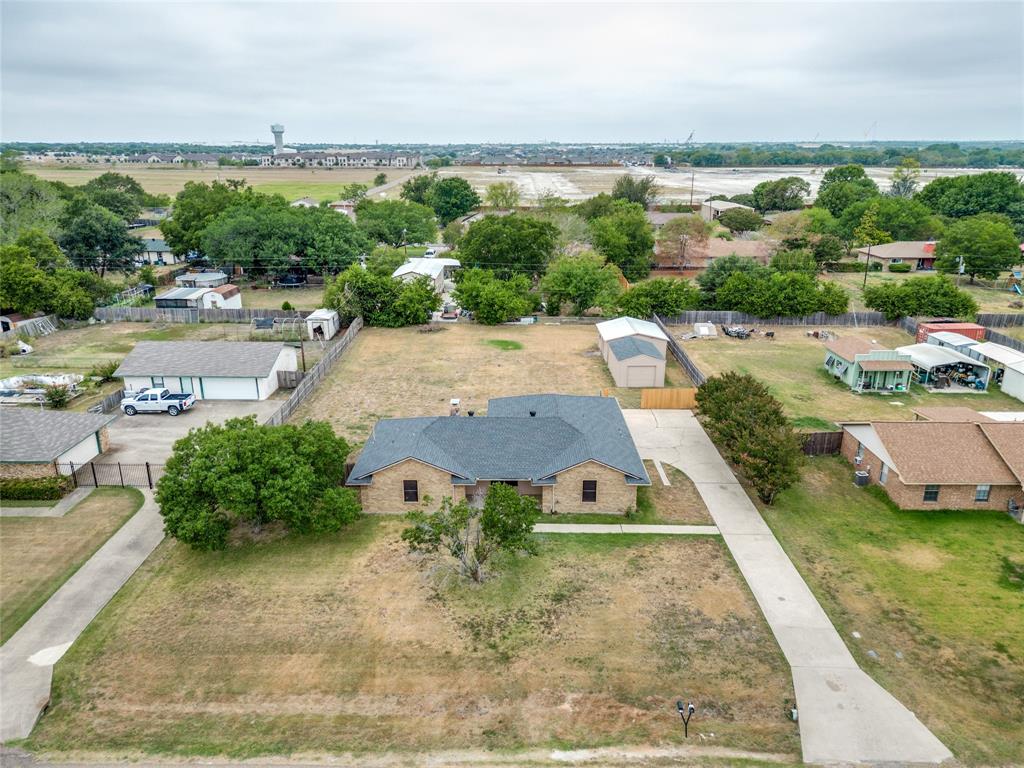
[626,365,657,387]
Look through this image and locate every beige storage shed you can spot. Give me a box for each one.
[605,336,666,388]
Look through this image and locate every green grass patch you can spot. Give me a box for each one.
[0,499,58,508]
[484,339,524,351]
[790,415,837,431]
[761,457,1024,763]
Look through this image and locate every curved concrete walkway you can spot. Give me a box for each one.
[0,490,164,743]
[623,409,952,766]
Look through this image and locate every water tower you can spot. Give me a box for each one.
[270,124,285,154]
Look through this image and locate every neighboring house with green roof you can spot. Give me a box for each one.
[347,394,650,515]
[137,238,181,266]
[824,338,914,394]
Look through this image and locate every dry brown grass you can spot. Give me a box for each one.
[29,519,797,758]
[28,165,397,198]
[293,324,633,444]
[0,488,143,643]
[644,461,713,524]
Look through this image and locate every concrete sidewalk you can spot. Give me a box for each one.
[0,488,92,518]
[0,490,164,743]
[534,522,719,535]
[623,409,952,765]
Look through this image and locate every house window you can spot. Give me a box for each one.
[855,442,864,462]
[403,480,418,503]
[923,484,940,503]
[879,464,889,485]
[975,484,991,502]
[582,480,597,503]
[890,258,903,265]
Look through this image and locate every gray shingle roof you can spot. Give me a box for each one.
[114,341,287,378]
[348,394,649,486]
[1,409,115,463]
[608,336,664,361]
[142,238,171,252]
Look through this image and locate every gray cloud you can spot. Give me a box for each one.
[1,0,1021,143]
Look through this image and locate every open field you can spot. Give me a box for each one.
[26,518,797,758]
[27,165,404,201]
[30,163,1019,205]
[680,325,1022,427]
[240,285,325,310]
[292,323,690,443]
[1000,325,1024,341]
[761,457,1024,764]
[824,271,1024,316]
[0,488,144,644]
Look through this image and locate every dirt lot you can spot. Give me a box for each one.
[293,323,690,444]
[0,488,143,644]
[680,325,1022,427]
[762,458,1024,764]
[28,165,402,201]
[27,519,797,758]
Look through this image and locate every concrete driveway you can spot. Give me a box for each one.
[623,409,952,765]
[102,400,282,464]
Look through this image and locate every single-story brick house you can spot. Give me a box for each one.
[347,394,650,515]
[114,341,297,400]
[838,416,1023,512]
[856,241,936,272]
[0,410,115,479]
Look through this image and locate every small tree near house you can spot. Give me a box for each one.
[402,483,539,582]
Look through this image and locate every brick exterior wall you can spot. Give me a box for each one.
[839,431,1020,511]
[542,460,639,516]
[0,462,58,480]
[356,458,640,516]
[358,459,465,514]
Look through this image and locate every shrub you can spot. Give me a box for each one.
[717,207,764,233]
[696,372,802,503]
[887,262,912,273]
[863,274,978,320]
[89,359,121,383]
[281,300,294,310]
[824,261,866,273]
[0,475,71,500]
[44,384,71,409]
[617,277,699,318]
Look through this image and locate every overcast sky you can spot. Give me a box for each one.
[2,1,1021,145]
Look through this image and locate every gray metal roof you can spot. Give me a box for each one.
[348,394,649,486]
[114,341,287,378]
[608,336,664,361]
[0,409,116,463]
[155,287,209,301]
[142,238,171,252]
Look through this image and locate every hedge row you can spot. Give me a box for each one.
[0,475,72,500]
[824,261,882,273]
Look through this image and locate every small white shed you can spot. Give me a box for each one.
[305,309,341,341]
[595,317,670,361]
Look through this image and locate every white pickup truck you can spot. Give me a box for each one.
[120,388,196,417]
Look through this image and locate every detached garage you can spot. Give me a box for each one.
[114,341,298,401]
[596,316,669,388]
[606,337,666,387]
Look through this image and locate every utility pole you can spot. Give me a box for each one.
[689,170,695,209]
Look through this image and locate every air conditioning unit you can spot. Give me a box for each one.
[854,471,870,487]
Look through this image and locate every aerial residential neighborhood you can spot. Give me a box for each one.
[1,3,1023,768]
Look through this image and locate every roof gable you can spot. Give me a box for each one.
[1,410,115,463]
[872,421,1019,485]
[114,341,287,378]
[608,336,665,361]
[596,316,669,343]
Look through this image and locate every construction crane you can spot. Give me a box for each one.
[683,130,695,145]
[863,121,877,142]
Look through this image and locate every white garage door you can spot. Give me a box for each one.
[626,365,657,387]
[200,377,259,400]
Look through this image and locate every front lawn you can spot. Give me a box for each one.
[761,457,1024,764]
[27,519,797,759]
[0,488,144,643]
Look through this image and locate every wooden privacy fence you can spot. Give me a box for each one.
[977,313,1024,328]
[640,387,698,409]
[263,317,363,426]
[87,388,126,414]
[652,314,707,386]
[801,431,843,456]
[984,327,1024,354]
[658,310,891,327]
[94,306,312,324]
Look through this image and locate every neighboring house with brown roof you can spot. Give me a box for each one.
[823,338,914,393]
[856,241,937,272]
[838,419,1024,513]
[911,407,995,423]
